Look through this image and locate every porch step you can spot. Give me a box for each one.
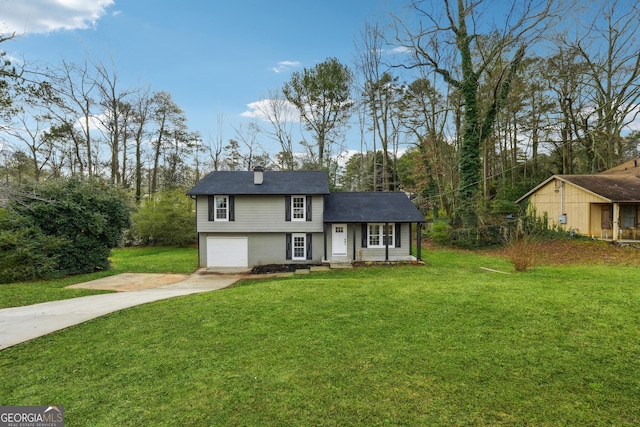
[329,262,353,269]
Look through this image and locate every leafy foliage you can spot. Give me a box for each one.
[0,211,63,283]
[128,189,196,246]
[0,178,131,282]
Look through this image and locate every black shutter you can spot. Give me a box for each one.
[229,196,235,221]
[361,223,368,248]
[285,233,292,260]
[395,223,401,247]
[306,233,312,260]
[208,196,215,221]
[306,196,312,221]
[285,196,291,221]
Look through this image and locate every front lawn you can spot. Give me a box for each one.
[0,246,198,308]
[1,248,639,425]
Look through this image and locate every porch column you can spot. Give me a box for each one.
[409,223,413,256]
[385,222,389,261]
[417,223,422,261]
[613,203,620,241]
[352,225,356,261]
[323,223,328,261]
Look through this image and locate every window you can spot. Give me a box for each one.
[601,205,613,229]
[215,196,229,221]
[286,233,311,261]
[368,223,395,248]
[292,196,305,221]
[293,233,306,260]
[623,205,637,228]
[285,196,311,222]
[208,195,234,221]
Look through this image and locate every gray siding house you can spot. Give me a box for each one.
[187,167,425,269]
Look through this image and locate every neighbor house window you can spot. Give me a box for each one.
[292,196,305,221]
[368,223,395,248]
[601,205,613,229]
[623,205,637,228]
[215,196,229,221]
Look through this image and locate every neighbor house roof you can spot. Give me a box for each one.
[324,192,426,223]
[516,163,640,204]
[187,170,330,195]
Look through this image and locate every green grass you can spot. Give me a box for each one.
[0,246,198,308]
[1,249,639,425]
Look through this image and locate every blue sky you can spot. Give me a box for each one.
[0,0,404,151]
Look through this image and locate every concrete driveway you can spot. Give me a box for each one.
[0,271,244,351]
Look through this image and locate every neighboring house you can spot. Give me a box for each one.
[186,167,426,269]
[516,159,640,241]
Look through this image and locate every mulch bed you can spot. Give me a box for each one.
[250,264,317,274]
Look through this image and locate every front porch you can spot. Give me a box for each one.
[323,222,424,264]
[325,255,424,269]
[593,202,640,242]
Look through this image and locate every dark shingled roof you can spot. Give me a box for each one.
[187,170,330,195]
[560,174,640,202]
[324,192,426,223]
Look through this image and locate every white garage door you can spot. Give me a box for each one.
[207,237,248,268]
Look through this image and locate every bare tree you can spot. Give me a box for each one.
[393,0,562,228]
[252,90,297,170]
[564,0,640,172]
[95,61,136,184]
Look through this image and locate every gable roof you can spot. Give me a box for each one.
[324,192,426,223]
[560,174,640,202]
[516,161,640,204]
[187,170,330,195]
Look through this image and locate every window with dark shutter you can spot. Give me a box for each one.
[361,223,368,248]
[306,196,312,221]
[229,195,235,221]
[208,196,215,221]
[285,196,291,221]
[306,233,312,260]
[285,233,292,260]
[395,223,402,247]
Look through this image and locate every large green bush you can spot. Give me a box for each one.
[129,190,196,246]
[0,178,131,282]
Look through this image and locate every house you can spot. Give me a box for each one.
[516,159,640,242]
[186,167,426,269]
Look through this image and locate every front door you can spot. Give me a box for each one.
[332,224,347,257]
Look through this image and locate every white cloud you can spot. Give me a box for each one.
[241,99,300,122]
[386,46,411,55]
[271,60,301,74]
[0,0,114,35]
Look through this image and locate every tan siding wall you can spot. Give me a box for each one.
[527,179,606,237]
[195,195,324,233]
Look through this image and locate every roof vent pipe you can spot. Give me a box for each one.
[254,166,264,185]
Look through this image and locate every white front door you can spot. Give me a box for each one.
[332,224,347,256]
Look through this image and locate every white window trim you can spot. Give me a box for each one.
[291,195,306,222]
[292,233,306,260]
[368,223,395,248]
[215,195,229,222]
